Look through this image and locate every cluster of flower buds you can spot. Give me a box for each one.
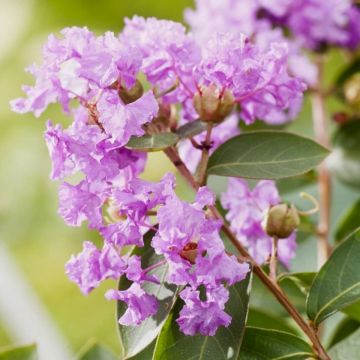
[11,16,306,335]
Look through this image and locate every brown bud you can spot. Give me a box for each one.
[119,79,144,104]
[193,84,235,123]
[262,203,300,239]
[344,74,360,111]
[179,242,198,264]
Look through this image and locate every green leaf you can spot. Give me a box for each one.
[127,341,156,360]
[307,228,360,326]
[77,342,117,360]
[153,272,252,360]
[329,327,360,360]
[343,300,360,322]
[0,344,37,360]
[239,327,314,359]
[247,308,298,334]
[328,317,360,348]
[278,272,316,296]
[117,232,177,358]
[336,58,360,87]
[335,199,360,242]
[126,133,178,151]
[328,120,360,189]
[207,131,329,180]
[176,120,207,139]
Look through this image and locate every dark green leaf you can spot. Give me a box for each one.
[153,272,252,360]
[307,228,360,326]
[329,327,360,360]
[0,344,37,360]
[343,300,360,322]
[336,58,360,87]
[176,120,207,139]
[207,131,329,180]
[117,232,177,358]
[247,308,298,334]
[239,327,313,359]
[335,199,360,242]
[328,120,360,189]
[278,272,316,295]
[77,342,117,360]
[126,133,178,151]
[328,317,360,348]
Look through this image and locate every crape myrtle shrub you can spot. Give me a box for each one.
[9,0,360,359]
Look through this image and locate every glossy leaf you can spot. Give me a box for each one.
[127,342,156,360]
[117,232,177,358]
[328,120,360,189]
[153,272,252,360]
[329,327,360,360]
[247,308,297,334]
[335,199,360,242]
[77,342,117,360]
[176,120,207,139]
[0,344,37,360]
[239,327,313,359]
[307,228,360,326]
[207,131,329,180]
[126,133,178,151]
[328,317,360,348]
[278,272,316,295]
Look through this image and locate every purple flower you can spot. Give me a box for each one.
[97,90,159,145]
[65,242,126,295]
[121,16,201,105]
[221,178,297,266]
[58,180,104,229]
[125,256,159,284]
[177,286,231,336]
[194,32,306,124]
[105,284,158,326]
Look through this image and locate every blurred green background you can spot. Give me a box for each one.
[0,0,358,357]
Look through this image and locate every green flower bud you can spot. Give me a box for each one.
[262,203,300,239]
[119,79,144,104]
[193,84,235,123]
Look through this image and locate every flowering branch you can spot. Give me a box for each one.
[164,146,330,360]
[311,55,332,269]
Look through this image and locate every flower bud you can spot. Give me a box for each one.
[119,79,144,104]
[262,203,300,239]
[193,84,235,123]
[344,74,360,111]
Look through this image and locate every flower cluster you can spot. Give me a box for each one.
[221,179,297,267]
[186,0,360,86]
[11,16,303,335]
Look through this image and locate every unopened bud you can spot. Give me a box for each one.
[344,74,360,111]
[194,84,235,123]
[262,203,300,239]
[119,79,144,104]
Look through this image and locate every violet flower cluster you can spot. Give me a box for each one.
[186,0,360,86]
[11,16,304,335]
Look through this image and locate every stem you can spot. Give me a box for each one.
[311,55,332,269]
[197,123,213,186]
[164,147,330,360]
[269,236,279,282]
